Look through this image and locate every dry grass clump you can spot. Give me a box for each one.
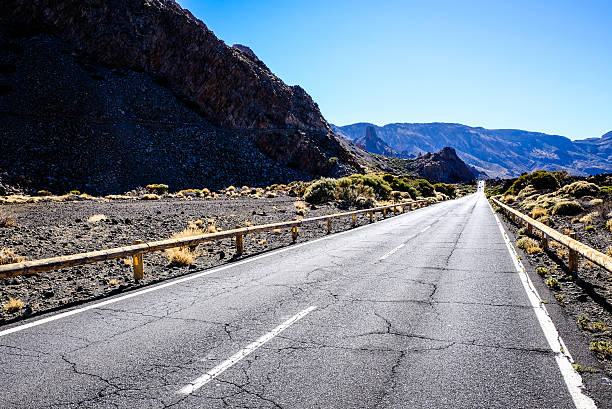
[142,193,160,200]
[273,228,281,234]
[606,247,612,257]
[517,237,543,254]
[258,239,267,245]
[590,340,612,358]
[556,181,600,198]
[107,279,118,286]
[0,216,18,228]
[0,248,24,265]
[164,223,207,266]
[165,247,196,266]
[530,207,548,219]
[579,212,599,224]
[502,195,516,204]
[3,297,24,312]
[607,219,612,233]
[585,225,596,232]
[552,201,583,216]
[87,214,108,223]
[294,201,308,216]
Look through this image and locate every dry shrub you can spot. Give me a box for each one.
[142,193,160,200]
[556,181,600,198]
[606,247,612,257]
[258,239,267,245]
[107,279,118,286]
[165,224,205,266]
[552,201,583,216]
[579,212,598,224]
[294,201,308,216]
[87,214,108,223]
[607,219,612,233]
[165,247,196,266]
[556,248,569,259]
[273,228,281,234]
[3,297,24,312]
[517,237,542,254]
[0,248,24,265]
[0,215,18,227]
[531,207,548,219]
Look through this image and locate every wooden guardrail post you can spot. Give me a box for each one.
[292,226,298,243]
[568,231,578,273]
[527,223,533,235]
[235,233,244,256]
[327,218,332,234]
[369,212,373,223]
[132,239,144,280]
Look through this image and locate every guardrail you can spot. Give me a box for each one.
[491,197,612,274]
[0,199,432,280]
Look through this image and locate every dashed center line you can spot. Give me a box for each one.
[178,306,317,395]
[379,225,431,260]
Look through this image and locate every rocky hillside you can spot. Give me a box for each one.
[333,122,612,178]
[0,0,360,194]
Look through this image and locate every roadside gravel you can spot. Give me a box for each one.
[0,195,397,324]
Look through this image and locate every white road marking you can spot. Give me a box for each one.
[0,204,442,338]
[379,225,431,260]
[488,197,597,409]
[179,306,317,395]
[380,244,404,260]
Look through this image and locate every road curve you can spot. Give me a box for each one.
[0,190,592,408]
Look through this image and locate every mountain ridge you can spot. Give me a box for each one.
[333,122,612,178]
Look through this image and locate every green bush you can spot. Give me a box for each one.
[382,174,418,199]
[303,178,337,204]
[415,179,435,197]
[552,201,583,216]
[348,174,392,200]
[434,183,456,198]
[600,186,612,195]
[336,177,375,208]
[505,170,560,195]
[146,184,169,195]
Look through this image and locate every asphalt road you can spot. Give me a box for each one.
[0,189,593,408]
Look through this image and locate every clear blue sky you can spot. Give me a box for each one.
[177,0,611,140]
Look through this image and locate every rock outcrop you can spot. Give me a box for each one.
[354,126,399,157]
[411,148,476,183]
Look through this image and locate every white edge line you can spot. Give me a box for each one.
[487,197,597,409]
[0,204,438,338]
[178,306,317,395]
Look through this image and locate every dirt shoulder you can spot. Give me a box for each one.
[491,188,612,380]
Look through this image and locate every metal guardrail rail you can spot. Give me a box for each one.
[0,200,431,280]
[491,197,612,273]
